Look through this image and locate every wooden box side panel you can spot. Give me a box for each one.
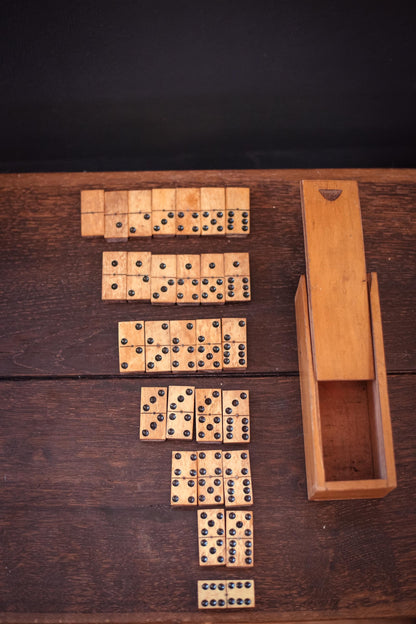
[313,479,392,500]
[295,275,326,498]
[367,272,397,492]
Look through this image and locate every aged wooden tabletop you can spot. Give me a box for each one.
[0,169,415,623]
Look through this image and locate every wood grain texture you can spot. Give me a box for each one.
[0,169,415,621]
[0,376,414,619]
[301,180,374,381]
[0,170,415,376]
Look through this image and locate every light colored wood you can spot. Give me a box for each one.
[171,450,198,505]
[224,252,251,302]
[199,536,226,566]
[80,189,104,236]
[295,274,397,500]
[151,188,176,236]
[226,510,253,567]
[226,509,253,539]
[223,450,251,477]
[102,251,127,301]
[198,579,255,609]
[225,187,250,236]
[224,476,253,507]
[222,390,250,416]
[170,477,197,506]
[140,386,167,414]
[166,386,195,440]
[167,385,195,413]
[171,450,198,478]
[197,580,227,609]
[170,320,197,372]
[197,508,225,538]
[198,476,224,506]
[301,179,374,381]
[195,318,222,371]
[196,388,222,416]
[150,254,177,305]
[225,579,255,608]
[140,412,166,440]
[196,388,223,442]
[295,275,326,498]
[367,272,397,491]
[222,390,250,443]
[144,320,171,372]
[176,187,201,235]
[197,450,224,504]
[166,411,194,440]
[176,254,201,304]
[118,321,145,373]
[222,318,247,370]
[198,450,223,477]
[128,190,152,237]
[200,187,226,235]
[223,415,251,443]
[197,414,223,443]
[139,386,167,441]
[104,191,129,242]
[126,251,151,302]
[200,253,225,304]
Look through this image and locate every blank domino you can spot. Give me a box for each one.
[81,189,104,236]
[197,579,255,609]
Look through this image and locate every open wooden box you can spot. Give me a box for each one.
[295,180,396,500]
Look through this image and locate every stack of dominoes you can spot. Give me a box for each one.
[170,450,253,507]
[170,449,256,607]
[118,318,247,373]
[81,187,250,239]
[140,386,250,442]
[198,509,253,567]
[102,251,251,304]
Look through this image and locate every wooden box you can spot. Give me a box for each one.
[295,180,397,500]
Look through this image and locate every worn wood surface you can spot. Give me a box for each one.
[0,169,415,621]
[0,376,415,620]
[0,170,415,377]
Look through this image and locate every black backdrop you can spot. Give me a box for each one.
[1,1,415,172]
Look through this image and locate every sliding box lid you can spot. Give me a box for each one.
[301,180,374,381]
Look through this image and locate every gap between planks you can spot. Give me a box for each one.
[0,371,303,383]
[1,371,415,383]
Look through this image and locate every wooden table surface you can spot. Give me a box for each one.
[0,169,415,623]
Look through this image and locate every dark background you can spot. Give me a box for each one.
[1,1,415,172]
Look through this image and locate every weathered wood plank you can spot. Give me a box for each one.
[0,171,415,376]
[0,376,414,619]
